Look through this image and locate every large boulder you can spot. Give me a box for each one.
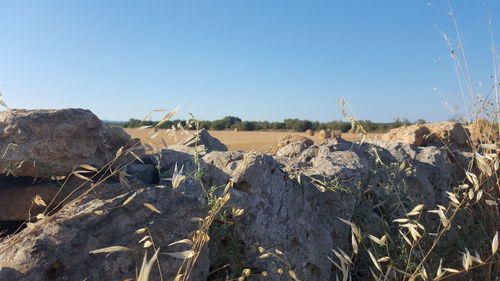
[157,133,468,280]
[381,124,431,146]
[0,183,209,281]
[0,109,138,178]
[381,122,471,147]
[368,140,464,207]
[425,121,469,147]
[200,151,358,281]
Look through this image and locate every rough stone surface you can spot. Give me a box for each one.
[0,109,138,177]
[176,129,228,152]
[276,142,308,158]
[0,183,209,281]
[381,124,431,146]
[200,151,358,281]
[381,122,471,147]
[0,178,66,221]
[0,121,471,281]
[369,139,463,206]
[425,121,469,147]
[124,163,158,184]
[271,134,313,155]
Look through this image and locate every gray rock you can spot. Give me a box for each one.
[271,134,314,155]
[0,183,209,281]
[125,163,158,184]
[369,139,464,206]
[276,142,308,158]
[380,122,470,148]
[162,135,470,280]
[0,109,138,178]
[200,151,358,281]
[298,145,319,162]
[176,129,227,152]
[0,124,472,281]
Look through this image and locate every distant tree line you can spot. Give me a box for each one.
[119,116,424,132]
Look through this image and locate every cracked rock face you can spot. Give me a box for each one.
[0,126,469,281]
[202,151,358,281]
[0,183,209,281]
[381,121,470,147]
[176,128,228,153]
[170,134,466,280]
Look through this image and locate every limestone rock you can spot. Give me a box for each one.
[176,129,227,153]
[425,121,469,147]
[201,151,357,281]
[0,184,209,281]
[381,122,471,147]
[276,142,308,158]
[381,124,431,146]
[0,109,138,177]
[272,134,313,155]
[0,121,472,281]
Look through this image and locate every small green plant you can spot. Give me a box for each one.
[207,207,248,280]
[334,88,499,280]
[305,173,351,193]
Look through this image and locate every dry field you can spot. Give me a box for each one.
[124,128,384,152]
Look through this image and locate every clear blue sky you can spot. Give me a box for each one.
[1,1,499,122]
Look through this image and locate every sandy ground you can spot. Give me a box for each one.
[124,128,384,152]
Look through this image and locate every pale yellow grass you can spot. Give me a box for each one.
[124,128,383,152]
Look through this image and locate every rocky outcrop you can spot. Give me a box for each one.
[0,109,138,177]
[200,151,358,281]
[381,122,470,147]
[169,136,465,280]
[425,121,469,147]
[271,134,313,155]
[124,163,158,184]
[0,114,470,281]
[381,124,431,146]
[276,142,309,158]
[0,183,209,281]
[175,128,228,153]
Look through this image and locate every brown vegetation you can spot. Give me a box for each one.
[124,128,383,152]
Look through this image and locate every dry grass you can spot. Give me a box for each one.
[334,95,500,280]
[124,128,384,152]
[2,5,498,281]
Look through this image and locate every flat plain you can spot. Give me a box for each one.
[124,128,384,151]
